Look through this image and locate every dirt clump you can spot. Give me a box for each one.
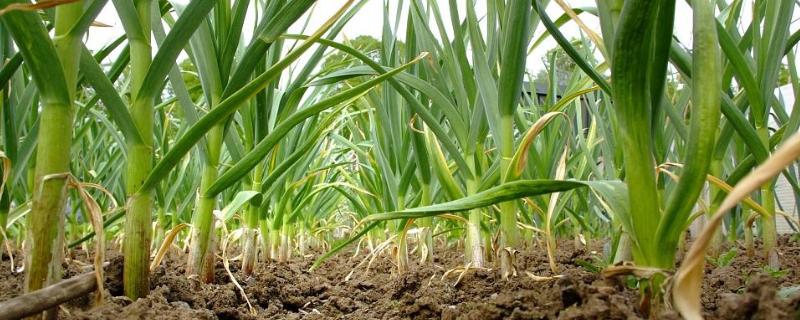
[0,237,798,319]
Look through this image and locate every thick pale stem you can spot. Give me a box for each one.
[546,233,558,273]
[761,185,777,259]
[744,214,755,257]
[241,219,259,275]
[25,106,70,320]
[498,115,519,277]
[417,184,433,264]
[154,207,168,246]
[499,201,518,277]
[278,222,292,262]
[757,126,777,261]
[496,0,531,276]
[269,221,280,261]
[396,231,409,274]
[464,156,484,268]
[187,122,223,281]
[123,188,152,298]
[298,224,307,257]
[259,218,270,259]
[186,179,216,275]
[26,5,82,318]
[196,216,217,284]
[707,160,724,257]
[466,210,484,267]
[242,168,263,275]
[25,104,71,297]
[122,0,154,300]
[613,233,632,263]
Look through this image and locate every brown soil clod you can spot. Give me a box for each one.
[0,237,798,319]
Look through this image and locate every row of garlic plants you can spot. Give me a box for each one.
[1,0,799,319]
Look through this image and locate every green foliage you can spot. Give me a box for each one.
[763,266,789,279]
[0,2,797,311]
[708,248,737,268]
[575,258,604,273]
[178,59,202,102]
[321,35,384,71]
[534,38,586,87]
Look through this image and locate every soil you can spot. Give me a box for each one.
[1,236,799,319]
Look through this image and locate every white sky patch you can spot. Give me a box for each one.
[85,0,796,75]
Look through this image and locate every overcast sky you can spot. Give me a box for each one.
[86,0,700,73]
[83,1,798,124]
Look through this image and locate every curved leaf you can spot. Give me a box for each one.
[363,180,586,221]
[139,4,354,192]
[203,54,427,196]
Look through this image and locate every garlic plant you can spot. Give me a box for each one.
[0,1,798,319]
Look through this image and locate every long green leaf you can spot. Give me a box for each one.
[610,0,663,266]
[79,47,144,144]
[363,180,585,221]
[139,4,352,192]
[136,0,216,103]
[284,34,473,177]
[221,191,260,221]
[533,0,611,94]
[0,2,69,104]
[655,0,721,267]
[208,54,426,196]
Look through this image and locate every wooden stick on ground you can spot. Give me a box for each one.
[0,272,97,320]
